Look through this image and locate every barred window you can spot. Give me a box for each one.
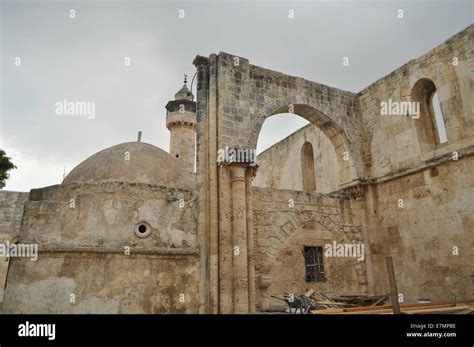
[304,246,325,282]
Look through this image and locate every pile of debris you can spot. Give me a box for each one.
[271,289,473,314]
[311,301,473,314]
[270,256,473,314]
[270,289,389,314]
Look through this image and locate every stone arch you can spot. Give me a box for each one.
[258,210,362,273]
[301,142,316,192]
[253,95,359,185]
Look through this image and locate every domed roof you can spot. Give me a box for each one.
[64,142,195,191]
[174,84,194,101]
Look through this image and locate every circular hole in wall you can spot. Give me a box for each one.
[175,154,179,158]
[135,222,152,238]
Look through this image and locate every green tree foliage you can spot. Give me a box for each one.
[0,149,16,189]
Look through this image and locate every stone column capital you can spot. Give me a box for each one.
[192,55,209,68]
[229,164,246,182]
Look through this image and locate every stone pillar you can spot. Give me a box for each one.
[193,55,210,314]
[363,183,382,295]
[230,165,249,313]
[218,164,234,313]
[245,167,257,313]
[207,54,219,313]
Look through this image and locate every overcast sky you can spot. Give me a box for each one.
[1,0,472,192]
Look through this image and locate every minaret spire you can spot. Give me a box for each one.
[165,75,197,172]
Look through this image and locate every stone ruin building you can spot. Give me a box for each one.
[0,25,472,314]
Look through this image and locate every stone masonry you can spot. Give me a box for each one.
[194,24,473,313]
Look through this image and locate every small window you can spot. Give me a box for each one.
[135,222,152,238]
[432,92,447,143]
[304,246,325,282]
[411,79,448,152]
[301,142,316,192]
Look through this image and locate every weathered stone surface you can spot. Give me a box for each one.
[1,254,199,314]
[254,124,340,193]
[252,187,367,311]
[64,142,196,191]
[1,24,472,314]
[0,181,199,313]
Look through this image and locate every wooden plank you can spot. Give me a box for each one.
[309,295,473,315]
[341,301,452,313]
[315,301,354,306]
[385,256,401,314]
[310,301,457,314]
[371,295,389,306]
[313,303,458,315]
[0,234,20,303]
[304,289,315,298]
[402,305,472,315]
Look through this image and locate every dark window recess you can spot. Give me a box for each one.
[304,246,326,282]
[138,224,147,234]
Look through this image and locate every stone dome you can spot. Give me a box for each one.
[64,142,195,191]
[174,84,194,101]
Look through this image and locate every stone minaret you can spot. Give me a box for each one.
[166,76,196,172]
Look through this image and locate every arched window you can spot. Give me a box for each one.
[411,79,448,152]
[432,91,448,143]
[301,142,316,192]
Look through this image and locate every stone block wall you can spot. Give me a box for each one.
[0,190,29,240]
[358,24,474,303]
[359,25,473,179]
[367,154,474,302]
[214,52,363,183]
[252,187,368,311]
[253,124,340,193]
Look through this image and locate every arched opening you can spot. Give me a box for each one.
[411,79,448,153]
[301,142,316,192]
[252,103,350,193]
[255,113,309,154]
[432,92,448,144]
[252,102,355,192]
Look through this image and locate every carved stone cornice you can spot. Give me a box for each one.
[167,121,196,130]
[340,180,368,199]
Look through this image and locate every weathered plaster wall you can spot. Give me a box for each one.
[21,182,198,250]
[0,190,29,239]
[0,182,200,313]
[0,190,29,302]
[1,253,199,314]
[253,124,340,193]
[252,187,368,311]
